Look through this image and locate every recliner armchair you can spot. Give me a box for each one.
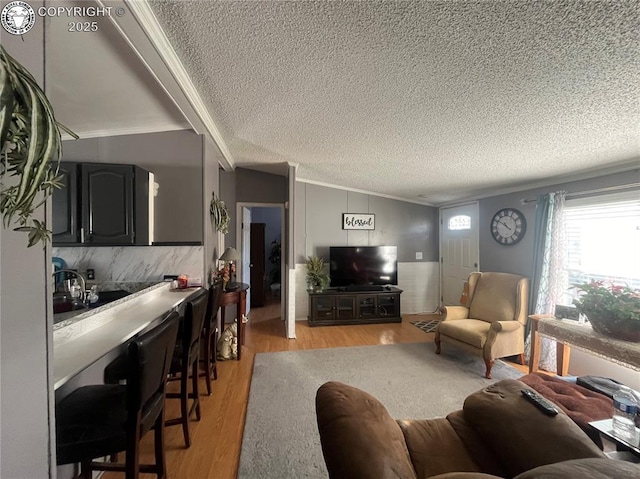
[435,272,529,379]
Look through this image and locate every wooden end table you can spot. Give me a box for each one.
[220,282,249,360]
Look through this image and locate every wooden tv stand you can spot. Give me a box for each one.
[308,287,402,326]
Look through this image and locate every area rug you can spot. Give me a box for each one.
[410,319,441,333]
[238,342,523,478]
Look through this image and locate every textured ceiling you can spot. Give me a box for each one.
[150,0,639,204]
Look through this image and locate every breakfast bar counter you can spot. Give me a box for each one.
[54,282,200,391]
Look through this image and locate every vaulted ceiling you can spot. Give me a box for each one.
[49,1,639,204]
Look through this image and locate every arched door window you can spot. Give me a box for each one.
[448,215,471,230]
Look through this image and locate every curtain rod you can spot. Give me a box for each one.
[521,182,640,205]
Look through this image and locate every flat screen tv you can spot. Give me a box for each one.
[329,246,398,287]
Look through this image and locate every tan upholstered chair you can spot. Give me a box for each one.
[435,272,529,379]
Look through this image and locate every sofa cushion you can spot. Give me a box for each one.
[462,379,605,478]
[519,372,613,447]
[446,410,506,478]
[437,320,490,348]
[397,417,481,479]
[316,381,417,479]
[513,458,640,479]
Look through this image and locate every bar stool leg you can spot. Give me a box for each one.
[192,359,201,421]
[180,368,191,448]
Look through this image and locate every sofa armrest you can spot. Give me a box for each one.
[316,381,418,479]
[444,306,470,321]
[490,321,522,333]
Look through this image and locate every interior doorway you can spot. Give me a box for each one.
[236,203,286,337]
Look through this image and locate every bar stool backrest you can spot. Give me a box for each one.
[207,279,224,327]
[127,311,180,435]
[182,288,209,363]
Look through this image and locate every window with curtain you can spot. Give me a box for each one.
[560,191,640,306]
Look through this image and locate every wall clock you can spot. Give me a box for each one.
[490,208,526,245]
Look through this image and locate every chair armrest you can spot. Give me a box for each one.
[443,306,470,320]
[490,321,523,333]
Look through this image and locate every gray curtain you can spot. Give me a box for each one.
[525,191,567,372]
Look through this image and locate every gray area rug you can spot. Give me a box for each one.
[238,342,523,478]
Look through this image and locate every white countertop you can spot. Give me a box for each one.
[53,282,199,390]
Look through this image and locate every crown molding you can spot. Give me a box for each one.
[296,177,435,207]
[61,123,191,141]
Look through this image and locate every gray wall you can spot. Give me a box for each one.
[1,6,55,477]
[220,168,287,249]
[479,169,640,278]
[62,130,204,243]
[295,183,438,264]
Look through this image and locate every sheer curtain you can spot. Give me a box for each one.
[525,191,567,372]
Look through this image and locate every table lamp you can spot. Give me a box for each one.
[219,247,240,286]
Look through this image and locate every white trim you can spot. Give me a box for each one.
[60,123,191,141]
[235,202,289,337]
[297,177,435,206]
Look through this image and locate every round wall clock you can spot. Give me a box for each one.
[490,208,527,245]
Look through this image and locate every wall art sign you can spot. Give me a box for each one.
[342,213,375,230]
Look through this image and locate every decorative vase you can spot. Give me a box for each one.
[587,316,640,342]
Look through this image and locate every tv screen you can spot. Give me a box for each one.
[329,246,398,287]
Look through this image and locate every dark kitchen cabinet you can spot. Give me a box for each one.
[52,162,79,243]
[52,162,150,245]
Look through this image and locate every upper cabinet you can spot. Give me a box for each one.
[53,162,151,246]
[60,131,205,245]
[52,162,79,243]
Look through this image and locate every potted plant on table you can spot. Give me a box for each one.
[573,281,640,342]
[305,255,330,292]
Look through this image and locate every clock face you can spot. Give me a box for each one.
[491,208,526,245]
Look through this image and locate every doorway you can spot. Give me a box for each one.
[439,202,480,306]
[236,203,286,337]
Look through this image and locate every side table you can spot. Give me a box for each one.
[528,314,571,375]
[589,418,640,461]
[220,282,249,360]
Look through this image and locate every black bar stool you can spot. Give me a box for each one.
[55,311,180,479]
[201,279,223,395]
[165,287,209,448]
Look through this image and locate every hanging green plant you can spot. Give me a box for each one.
[210,192,230,234]
[0,44,78,247]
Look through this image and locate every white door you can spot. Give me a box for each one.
[440,203,479,306]
[241,206,252,316]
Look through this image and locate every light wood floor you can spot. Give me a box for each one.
[102,298,526,479]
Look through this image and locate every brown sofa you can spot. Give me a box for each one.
[315,379,639,479]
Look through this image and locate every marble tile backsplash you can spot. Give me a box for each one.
[52,246,204,283]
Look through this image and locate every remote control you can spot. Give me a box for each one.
[521,389,559,416]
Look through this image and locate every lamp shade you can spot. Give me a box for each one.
[219,247,239,262]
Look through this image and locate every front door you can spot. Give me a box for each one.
[440,203,479,306]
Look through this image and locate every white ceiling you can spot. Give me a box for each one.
[46,0,188,138]
[50,1,639,205]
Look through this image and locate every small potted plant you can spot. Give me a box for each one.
[573,281,640,342]
[305,255,330,292]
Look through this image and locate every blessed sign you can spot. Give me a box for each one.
[342,213,375,230]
